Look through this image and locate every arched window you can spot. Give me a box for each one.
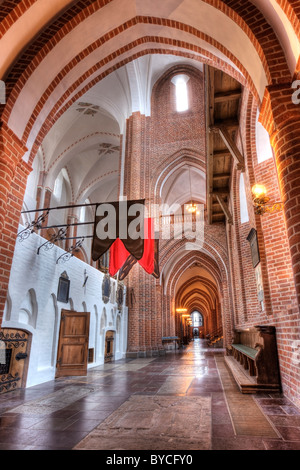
[171,74,190,112]
[53,172,63,199]
[191,310,203,327]
[239,173,249,224]
[256,111,273,163]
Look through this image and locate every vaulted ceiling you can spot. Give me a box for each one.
[1,0,298,220]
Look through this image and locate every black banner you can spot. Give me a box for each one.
[91,199,145,261]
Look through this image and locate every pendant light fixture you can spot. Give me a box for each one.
[187,166,199,214]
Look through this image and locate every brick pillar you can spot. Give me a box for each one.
[123,112,164,357]
[40,188,52,238]
[259,83,300,310]
[0,123,30,324]
[66,209,78,251]
[0,123,27,229]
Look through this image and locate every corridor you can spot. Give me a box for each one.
[0,340,299,451]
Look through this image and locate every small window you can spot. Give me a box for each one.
[239,173,249,224]
[80,206,86,222]
[256,111,273,163]
[53,173,63,199]
[171,74,190,112]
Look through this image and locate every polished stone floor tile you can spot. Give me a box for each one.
[0,339,300,451]
[264,439,300,450]
[212,436,267,450]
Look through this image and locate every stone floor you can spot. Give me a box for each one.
[0,339,300,451]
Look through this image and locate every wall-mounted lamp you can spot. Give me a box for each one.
[252,184,283,215]
[176,308,188,313]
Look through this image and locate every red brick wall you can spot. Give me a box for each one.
[0,123,31,323]
[0,0,299,401]
[123,66,234,353]
[226,87,300,405]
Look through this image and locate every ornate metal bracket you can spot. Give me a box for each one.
[37,227,68,255]
[253,201,284,216]
[56,237,85,264]
[17,210,50,242]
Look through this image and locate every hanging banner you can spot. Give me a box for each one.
[117,240,160,280]
[110,218,160,280]
[91,199,145,262]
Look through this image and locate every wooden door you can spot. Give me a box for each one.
[56,310,90,377]
[0,328,32,394]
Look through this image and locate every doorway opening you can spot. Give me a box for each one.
[105,331,115,363]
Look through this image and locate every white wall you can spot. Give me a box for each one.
[2,225,128,387]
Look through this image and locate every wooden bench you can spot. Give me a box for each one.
[225,325,281,394]
[162,336,180,350]
[231,344,258,377]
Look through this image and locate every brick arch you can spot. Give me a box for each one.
[166,249,225,298]
[0,0,34,24]
[167,252,222,307]
[6,51,240,169]
[159,226,229,280]
[187,304,208,316]
[0,1,294,161]
[180,288,215,311]
[163,248,232,344]
[2,3,290,161]
[2,16,257,128]
[274,0,300,39]
[2,1,291,113]
[1,0,106,86]
[22,39,256,167]
[202,0,291,82]
[187,303,209,319]
[176,276,218,300]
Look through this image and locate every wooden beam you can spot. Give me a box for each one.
[213,173,231,181]
[214,119,239,130]
[216,194,233,225]
[213,149,231,158]
[210,125,245,171]
[205,64,215,225]
[210,190,230,197]
[214,90,241,103]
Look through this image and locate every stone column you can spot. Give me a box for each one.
[259,83,300,311]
